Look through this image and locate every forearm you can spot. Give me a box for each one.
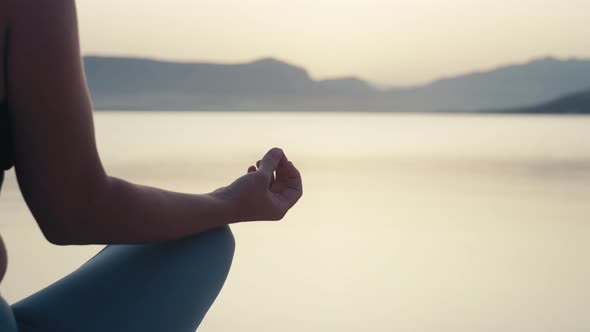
[57,176,237,245]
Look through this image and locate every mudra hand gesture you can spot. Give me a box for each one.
[213,148,303,222]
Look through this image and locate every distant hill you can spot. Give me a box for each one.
[498,89,590,114]
[386,57,590,112]
[85,56,382,111]
[84,56,590,112]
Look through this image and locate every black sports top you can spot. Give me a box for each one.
[0,102,12,171]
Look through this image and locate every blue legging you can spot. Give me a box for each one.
[0,226,235,332]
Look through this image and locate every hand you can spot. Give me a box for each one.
[212,148,303,222]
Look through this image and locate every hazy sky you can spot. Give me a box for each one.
[77,0,590,86]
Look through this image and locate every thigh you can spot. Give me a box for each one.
[12,226,235,332]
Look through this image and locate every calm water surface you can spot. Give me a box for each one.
[1,112,589,332]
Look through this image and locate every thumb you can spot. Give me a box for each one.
[258,147,283,176]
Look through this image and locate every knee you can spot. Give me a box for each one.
[182,225,235,271]
[206,225,236,261]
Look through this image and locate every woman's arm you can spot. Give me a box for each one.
[6,0,302,245]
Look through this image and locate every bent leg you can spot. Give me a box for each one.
[0,296,17,332]
[12,226,235,332]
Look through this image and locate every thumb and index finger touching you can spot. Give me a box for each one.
[258,147,284,176]
[260,148,303,193]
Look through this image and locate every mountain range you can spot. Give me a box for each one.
[498,89,590,114]
[84,56,590,113]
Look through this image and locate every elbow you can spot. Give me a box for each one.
[32,196,101,245]
[28,199,91,245]
[43,231,74,246]
[30,176,111,246]
[38,219,89,246]
[41,223,96,246]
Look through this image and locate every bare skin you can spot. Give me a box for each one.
[0,0,303,284]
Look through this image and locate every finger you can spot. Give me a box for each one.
[279,187,302,210]
[272,161,303,210]
[275,151,290,183]
[256,160,261,169]
[258,147,283,176]
[285,161,303,194]
[247,165,256,173]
